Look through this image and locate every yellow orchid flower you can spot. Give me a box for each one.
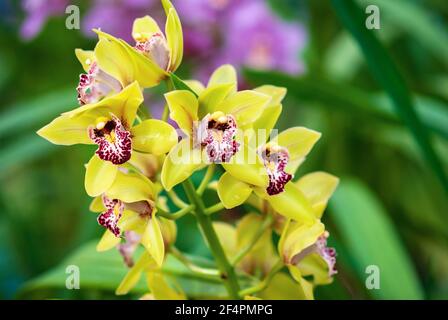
[213,213,277,277]
[92,0,183,89]
[90,170,174,268]
[116,251,185,299]
[161,64,271,190]
[214,83,324,223]
[37,82,178,197]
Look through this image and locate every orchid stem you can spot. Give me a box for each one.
[231,214,273,266]
[182,179,241,299]
[239,259,283,297]
[204,202,225,215]
[167,189,188,208]
[156,204,194,220]
[170,246,220,279]
[196,164,215,196]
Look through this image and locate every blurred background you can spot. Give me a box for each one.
[0,0,447,300]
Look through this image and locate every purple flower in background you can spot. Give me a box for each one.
[175,0,307,82]
[21,0,68,39]
[82,0,161,42]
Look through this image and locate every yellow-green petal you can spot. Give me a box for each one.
[254,85,287,106]
[207,64,237,92]
[116,251,156,295]
[165,7,183,71]
[165,90,198,134]
[251,104,282,143]
[161,139,203,191]
[146,271,185,300]
[198,83,234,117]
[131,119,178,155]
[213,222,237,258]
[298,253,333,285]
[75,49,95,72]
[84,155,118,197]
[106,170,155,203]
[259,273,311,300]
[141,216,165,267]
[37,113,92,145]
[275,127,321,162]
[281,220,325,263]
[132,16,162,41]
[95,30,167,88]
[218,90,270,128]
[296,171,339,218]
[217,172,252,209]
[260,183,315,223]
[184,80,205,95]
[89,196,105,212]
[96,230,121,252]
[287,266,315,300]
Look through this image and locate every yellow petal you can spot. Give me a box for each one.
[207,64,237,92]
[116,251,156,295]
[84,155,118,197]
[165,7,183,71]
[119,209,144,232]
[281,220,325,263]
[164,90,198,134]
[94,30,167,88]
[251,104,282,143]
[183,80,205,95]
[161,139,202,191]
[145,271,185,300]
[37,113,92,145]
[198,83,234,118]
[141,216,165,267]
[259,273,309,300]
[106,170,155,202]
[131,119,178,155]
[159,217,177,247]
[219,90,270,128]
[298,253,333,285]
[96,230,121,252]
[75,49,95,72]
[274,127,321,162]
[287,266,315,300]
[89,196,105,212]
[222,143,268,187]
[296,172,339,218]
[254,85,287,106]
[259,183,315,223]
[213,222,237,258]
[132,16,162,42]
[64,82,143,128]
[217,172,252,209]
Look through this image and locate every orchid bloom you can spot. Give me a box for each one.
[92,0,183,89]
[160,64,271,190]
[37,82,178,197]
[217,86,321,223]
[89,169,176,268]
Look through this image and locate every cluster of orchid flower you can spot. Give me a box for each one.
[38,0,338,300]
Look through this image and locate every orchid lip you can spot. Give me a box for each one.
[76,61,121,105]
[134,33,170,71]
[260,143,293,195]
[89,115,132,165]
[195,112,240,163]
[97,194,124,237]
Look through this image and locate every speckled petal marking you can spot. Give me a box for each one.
[260,144,292,195]
[97,194,124,237]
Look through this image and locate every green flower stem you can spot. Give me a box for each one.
[239,259,284,297]
[182,179,241,299]
[204,202,225,215]
[231,214,273,266]
[196,164,215,196]
[170,246,221,279]
[167,189,188,208]
[156,204,195,220]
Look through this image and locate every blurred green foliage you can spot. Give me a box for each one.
[0,0,447,299]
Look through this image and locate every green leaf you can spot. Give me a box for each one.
[17,240,248,299]
[169,73,198,97]
[357,0,448,67]
[0,88,75,138]
[330,178,424,299]
[332,0,448,193]
[244,70,448,140]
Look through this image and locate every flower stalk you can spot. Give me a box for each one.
[182,179,241,299]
